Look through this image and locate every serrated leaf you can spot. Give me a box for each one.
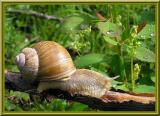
[103,36,118,45]
[135,46,155,62]
[137,24,155,39]
[97,21,122,37]
[62,16,84,31]
[134,85,155,93]
[74,53,104,68]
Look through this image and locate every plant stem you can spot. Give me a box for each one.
[131,49,134,92]
[8,9,64,23]
[120,45,128,87]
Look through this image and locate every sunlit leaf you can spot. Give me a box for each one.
[151,76,155,83]
[97,21,122,37]
[134,85,155,93]
[137,24,155,39]
[51,99,67,111]
[74,53,104,68]
[9,91,30,101]
[114,84,129,91]
[103,36,118,45]
[21,92,30,102]
[135,46,155,62]
[62,16,84,31]
[111,80,123,88]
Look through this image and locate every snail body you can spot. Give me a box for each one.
[15,41,118,98]
[38,69,117,98]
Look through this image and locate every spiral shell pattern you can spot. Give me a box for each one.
[33,41,76,81]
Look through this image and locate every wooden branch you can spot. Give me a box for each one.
[5,70,155,111]
[7,9,64,23]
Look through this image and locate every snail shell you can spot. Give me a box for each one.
[15,41,76,82]
[15,48,39,81]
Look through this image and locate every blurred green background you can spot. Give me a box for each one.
[4,4,156,111]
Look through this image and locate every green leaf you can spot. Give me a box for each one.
[16,20,27,27]
[74,53,104,68]
[5,98,23,111]
[103,36,118,45]
[51,99,67,111]
[62,16,84,31]
[111,80,123,88]
[134,85,155,93]
[151,76,155,83]
[9,91,30,101]
[21,92,30,102]
[68,102,88,111]
[135,46,155,62]
[114,84,129,91]
[97,21,122,37]
[137,24,155,39]
[5,99,16,111]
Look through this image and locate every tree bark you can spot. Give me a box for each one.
[5,70,155,111]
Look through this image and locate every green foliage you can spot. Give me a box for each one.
[31,99,68,111]
[137,24,155,39]
[5,98,23,111]
[113,83,129,91]
[5,90,91,111]
[4,4,156,111]
[97,21,122,37]
[103,36,118,45]
[151,76,155,83]
[67,102,89,111]
[109,55,126,81]
[9,90,30,102]
[74,53,105,68]
[62,16,84,31]
[134,85,155,93]
[135,46,155,62]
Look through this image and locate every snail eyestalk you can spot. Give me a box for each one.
[110,75,120,80]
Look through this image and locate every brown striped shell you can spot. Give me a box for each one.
[15,41,76,82]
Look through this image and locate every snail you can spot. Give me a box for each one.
[15,41,119,98]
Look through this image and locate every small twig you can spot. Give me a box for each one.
[7,9,64,23]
